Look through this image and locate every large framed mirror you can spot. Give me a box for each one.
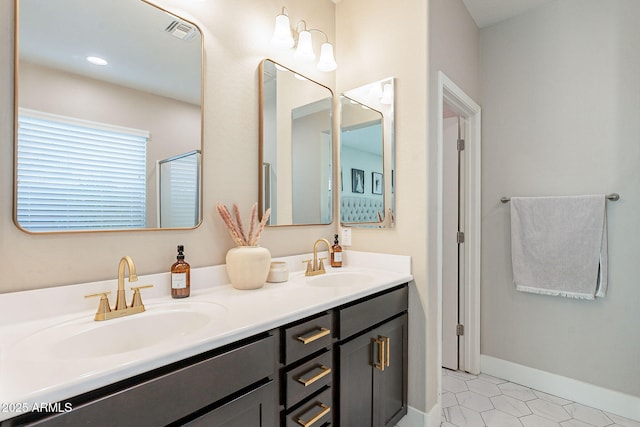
[259,59,333,226]
[14,0,203,233]
[340,78,395,227]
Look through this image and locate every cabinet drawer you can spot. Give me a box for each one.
[338,284,408,340]
[284,312,332,364]
[20,334,275,427]
[285,387,332,427]
[183,380,276,427]
[284,349,332,408]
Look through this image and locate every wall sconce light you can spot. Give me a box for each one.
[271,7,295,48]
[271,8,337,72]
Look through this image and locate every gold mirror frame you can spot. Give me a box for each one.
[13,0,204,234]
[259,59,334,226]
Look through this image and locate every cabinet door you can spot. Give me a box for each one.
[376,313,408,427]
[338,332,375,427]
[184,381,276,427]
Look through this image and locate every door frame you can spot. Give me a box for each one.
[436,71,481,377]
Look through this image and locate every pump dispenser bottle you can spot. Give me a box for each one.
[331,234,343,267]
[171,245,190,298]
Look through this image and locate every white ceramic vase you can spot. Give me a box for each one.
[225,246,271,290]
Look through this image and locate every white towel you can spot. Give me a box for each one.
[510,195,608,299]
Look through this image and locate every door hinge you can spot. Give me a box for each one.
[457,231,465,244]
[457,139,465,151]
[456,324,464,336]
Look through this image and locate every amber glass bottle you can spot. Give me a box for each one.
[171,245,190,298]
[331,234,343,267]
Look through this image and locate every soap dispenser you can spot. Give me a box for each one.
[171,245,190,298]
[331,234,343,267]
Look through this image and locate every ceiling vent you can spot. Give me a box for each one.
[165,20,197,40]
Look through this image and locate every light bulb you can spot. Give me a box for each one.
[295,31,315,62]
[317,42,337,72]
[86,56,108,66]
[271,13,294,48]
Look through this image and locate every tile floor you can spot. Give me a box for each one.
[441,368,640,427]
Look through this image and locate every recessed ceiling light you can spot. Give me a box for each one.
[86,56,108,66]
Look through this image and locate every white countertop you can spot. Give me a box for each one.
[0,251,412,421]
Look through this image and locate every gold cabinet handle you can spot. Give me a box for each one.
[373,337,385,371]
[296,403,330,427]
[296,365,332,387]
[296,327,330,344]
[382,336,391,367]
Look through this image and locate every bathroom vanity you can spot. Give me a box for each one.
[0,251,411,427]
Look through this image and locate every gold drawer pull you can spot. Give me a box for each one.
[296,365,332,387]
[296,327,330,344]
[296,403,331,427]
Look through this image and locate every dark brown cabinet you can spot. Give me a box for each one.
[337,286,408,427]
[2,333,278,427]
[3,283,408,427]
[183,380,276,427]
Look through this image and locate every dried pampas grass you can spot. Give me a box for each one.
[216,202,271,246]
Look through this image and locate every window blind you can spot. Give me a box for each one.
[16,109,148,231]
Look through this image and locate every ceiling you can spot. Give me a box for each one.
[18,0,202,105]
[462,0,555,28]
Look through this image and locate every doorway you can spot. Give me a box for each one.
[436,72,481,380]
[442,114,466,370]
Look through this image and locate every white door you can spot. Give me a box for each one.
[442,115,465,370]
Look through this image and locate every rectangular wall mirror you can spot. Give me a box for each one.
[259,59,334,226]
[14,0,203,233]
[340,78,395,227]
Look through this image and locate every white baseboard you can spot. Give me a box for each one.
[481,355,640,422]
[395,404,435,427]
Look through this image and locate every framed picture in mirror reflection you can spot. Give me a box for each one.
[351,168,364,194]
[372,172,383,195]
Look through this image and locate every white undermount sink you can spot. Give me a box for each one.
[10,301,226,360]
[298,270,375,287]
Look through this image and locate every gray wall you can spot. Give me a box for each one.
[480,0,640,396]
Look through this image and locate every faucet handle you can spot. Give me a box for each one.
[302,260,313,276]
[317,258,326,273]
[130,285,153,308]
[85,292,112,320]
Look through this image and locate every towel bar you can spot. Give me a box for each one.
[500,193,620,204]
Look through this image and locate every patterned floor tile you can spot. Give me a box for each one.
[468,378,502,397]
[445,405,486,427]
[443,374,470,393]
[564,403,613,427]
[457,390,494,412]
[521,414,562,427]
[440,369,638,427]
[492,394,533,417]
[526,399,571,422]
[482,409,524,427]
[499,382,538,401]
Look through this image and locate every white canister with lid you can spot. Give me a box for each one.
[267,261,289,283]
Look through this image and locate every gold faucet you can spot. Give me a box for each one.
[85,256,153,321]
[116,255,137,310]
[304,238,332,276]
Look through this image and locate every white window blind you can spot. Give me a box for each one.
[16,109,148,231]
